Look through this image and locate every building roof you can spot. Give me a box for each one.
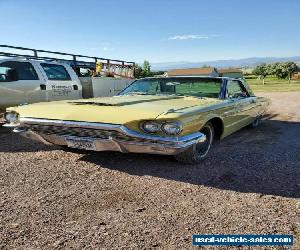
[167,67,216,76]
[218,68,242,73]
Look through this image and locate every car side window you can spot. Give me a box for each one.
[227,80,248,98]
[0,61,39,82]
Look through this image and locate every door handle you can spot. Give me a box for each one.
[40,84,46,90]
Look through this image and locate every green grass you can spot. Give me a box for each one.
[176,82,220,96]
[250,83,300,92]
[246,76,300,92]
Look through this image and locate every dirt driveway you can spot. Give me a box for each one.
[1,92,299,249]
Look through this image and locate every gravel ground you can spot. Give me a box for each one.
[1,92,299,249]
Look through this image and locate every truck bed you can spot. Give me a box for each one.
[79,77,134,98]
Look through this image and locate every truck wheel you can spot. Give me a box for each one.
[175,122,214,164]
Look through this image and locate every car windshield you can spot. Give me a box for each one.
[119,77,222,98]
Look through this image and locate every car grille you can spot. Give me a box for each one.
[22,124,175,145]
[24,124,123,139]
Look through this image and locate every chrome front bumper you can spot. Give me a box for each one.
[11,118,206,155]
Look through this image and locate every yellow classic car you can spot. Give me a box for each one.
[4,76,270,164]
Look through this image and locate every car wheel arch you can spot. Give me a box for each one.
[201,116,224,141]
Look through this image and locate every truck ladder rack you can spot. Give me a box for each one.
[0,45,135,78]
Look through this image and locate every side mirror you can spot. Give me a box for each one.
[6,68,18,81]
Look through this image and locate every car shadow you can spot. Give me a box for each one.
[0,126,58,152]
[79,117,300,199]
[1,116,299,198]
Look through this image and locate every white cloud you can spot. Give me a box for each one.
[168,34,219,40]
[88,47,114,52]
[103,47,114,52]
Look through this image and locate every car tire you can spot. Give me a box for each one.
[175,122,214,164]
[249,116,261,128]
[0,125,11,134]
[60,145,83,153]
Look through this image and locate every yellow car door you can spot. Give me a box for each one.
[223,80,254,135]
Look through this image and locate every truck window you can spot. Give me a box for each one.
[0,66,10,82]
[0,61,39,81]
[40,63,71,81]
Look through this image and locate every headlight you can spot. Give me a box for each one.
[4,111,20,124]
[162,122,182,135]
[141,121,161,133]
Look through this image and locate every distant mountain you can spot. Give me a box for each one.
[150,56,300,71]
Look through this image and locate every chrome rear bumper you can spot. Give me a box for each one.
[12,118,206,155]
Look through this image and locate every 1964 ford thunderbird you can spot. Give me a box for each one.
[4,76,270,164]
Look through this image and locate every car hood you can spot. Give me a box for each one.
[10,95,223,124]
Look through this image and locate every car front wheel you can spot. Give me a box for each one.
[175,122,214,164]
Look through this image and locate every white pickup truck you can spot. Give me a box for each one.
[0,58,133,117]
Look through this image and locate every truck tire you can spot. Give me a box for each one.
[175,122,214,164]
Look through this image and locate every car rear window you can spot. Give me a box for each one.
[120,77,222,98]
[40,63,71,81]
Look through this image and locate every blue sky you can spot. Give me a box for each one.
[1,0,300,63]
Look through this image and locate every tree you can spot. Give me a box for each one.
[143,60,151,77]
[134,63,143,78]
[284,62,298,83]
[253,64,268,85]
[274,63,287,79]
[267,62,298,81]
[150,70,165,76]
[266,62,283,78]
[266,63,276,76]
[134,60,164,78]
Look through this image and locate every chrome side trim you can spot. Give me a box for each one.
[3,123,20,128]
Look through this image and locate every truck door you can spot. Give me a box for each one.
[38,62,82,101]
[0,60,46,110]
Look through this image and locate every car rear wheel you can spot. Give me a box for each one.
[175,122,214,164]
[249,116,262,128]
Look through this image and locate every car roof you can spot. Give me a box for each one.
[137,75,244,81]
[0,57,67,65]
